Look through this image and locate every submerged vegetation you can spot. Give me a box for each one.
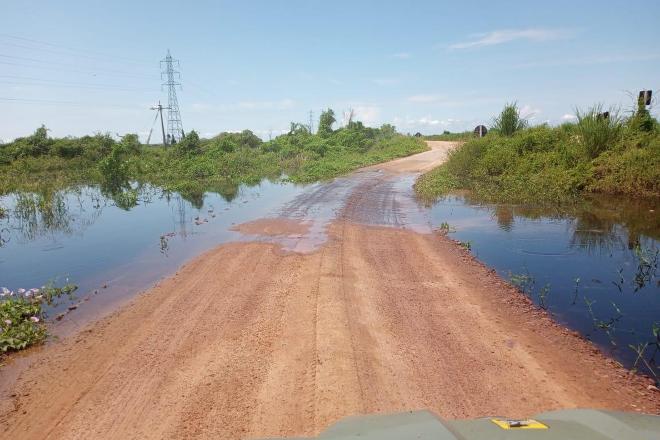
[0,109,426,204]
[415,100,660,204]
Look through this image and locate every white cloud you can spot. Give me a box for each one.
[449,28,574,50]
[390,52,411,59]
[561,113,577,121]
[393,115,463,129]
[519,104,541,119]
[344,105,382,126]
[407,94,444,103]
[510,53,660,69]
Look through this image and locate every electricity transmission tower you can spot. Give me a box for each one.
[308,110,314,134]
[160,50,184,144]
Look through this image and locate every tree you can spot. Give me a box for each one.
[174,130,201,155]
[24,125,53,156]
[120,133,141,154]
[379,124,397,138]
[317,109,336,138]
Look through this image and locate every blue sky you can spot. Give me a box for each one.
[1,0,659,141]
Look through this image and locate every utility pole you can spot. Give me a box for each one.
[150,101,171,145]
[160,50,185,143]
[308,110,314,134]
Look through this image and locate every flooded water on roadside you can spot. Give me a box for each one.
[429,194,659,375]
[0,180,307,332]
[0,175,658,375]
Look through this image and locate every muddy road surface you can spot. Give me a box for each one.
[1,142,657,439]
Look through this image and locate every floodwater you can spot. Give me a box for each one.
[0,176,658,374]
[0,180,308,331]
[429,194,659,372]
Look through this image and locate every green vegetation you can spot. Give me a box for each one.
[415,102,660,204]
[423,130,473,141]
[0,112,426,203]
[0,283,77,353]
[0,113,425,352]
[492,102,528,136]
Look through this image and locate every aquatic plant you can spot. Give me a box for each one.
[509,271,535,296]
[459,240,472,251]
[437,222,455,234]
[632,244,658,292]
[584,297,623,346]
[0,283,77,352]
[629,323,659,383]
[538,284,551,310]
[570,277,581,305]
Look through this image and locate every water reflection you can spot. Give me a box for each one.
[0,178,306,332]
[430,192,659,378]
[0,178,260,247]
[461,193,660,253]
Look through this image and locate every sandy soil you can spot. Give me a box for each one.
[0,142,657,439]
[232,218,311,237]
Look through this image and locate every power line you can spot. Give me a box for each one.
[0,80,153,93]
[0,33,152,67]
[0,74,156,90]
[0,96,144,110]
[0,59,159,81]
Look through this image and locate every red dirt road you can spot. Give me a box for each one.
[1,142,657,439]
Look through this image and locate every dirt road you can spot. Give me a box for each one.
[1,142,657,439]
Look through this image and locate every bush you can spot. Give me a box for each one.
[492,103,527,136]
[173,130,201,156]
[317,109,336,138]
[99,142,131,185]
[575,104,622,158]
[207,130,262,154]
[416,106,659,204]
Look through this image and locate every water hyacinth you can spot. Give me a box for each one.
[0,282,78,353]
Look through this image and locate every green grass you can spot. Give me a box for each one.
[415,104,660,204]
[423,131,473,141]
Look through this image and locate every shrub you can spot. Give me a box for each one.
[173,130,201,156]
[492,103,528,136]
[99,142,131,185]
[415,105,659,203]
[120,133,141,154]
[575,104,622,158]
[317,109,336,138]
